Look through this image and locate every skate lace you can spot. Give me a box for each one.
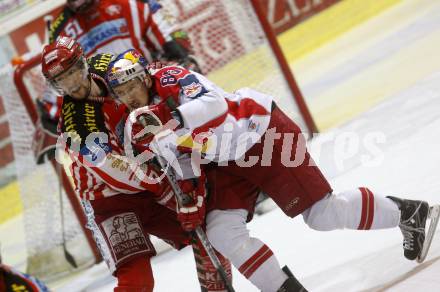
[400,203,426,251]
[400,222,424,251]
[401,227,414,250]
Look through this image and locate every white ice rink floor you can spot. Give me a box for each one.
[3,0,440,290]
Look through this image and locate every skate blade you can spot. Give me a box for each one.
[417,205,440,263]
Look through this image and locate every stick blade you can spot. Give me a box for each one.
[64,247,78,269]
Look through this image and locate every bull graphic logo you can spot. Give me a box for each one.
[108,214,142,245]
[106,5,121,16]
[183,82,202,98]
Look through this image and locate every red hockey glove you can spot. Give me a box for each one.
[128,107,179,150]
[153,177,177,211]
[148,102,174,125]
[149,100,183,127]
[177,173,207,231]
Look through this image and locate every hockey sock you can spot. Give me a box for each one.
[302,188,400,231]
[114,256,154,292]
[234,240,287,292]
[206,209,287,291]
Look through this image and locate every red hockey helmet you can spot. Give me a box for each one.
[41,36,84,80]
[66,0,99,14]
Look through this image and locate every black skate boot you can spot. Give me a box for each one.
[277,266,308,292]
[388,196,429,260]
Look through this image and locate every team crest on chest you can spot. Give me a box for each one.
[106,5,122,16]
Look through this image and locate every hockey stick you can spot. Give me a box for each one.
[149,140,235,292]
[56,163,78,268]
[43,15,54,45]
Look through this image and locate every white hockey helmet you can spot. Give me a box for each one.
[106,49,149,89]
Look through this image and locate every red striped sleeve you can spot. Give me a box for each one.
[358,187,375,230]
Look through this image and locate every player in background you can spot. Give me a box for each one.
[106,49,439,291]
[34,0,200,163]
[50,0,196,65]
[41,37,231,291]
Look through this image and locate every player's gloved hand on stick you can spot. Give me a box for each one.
[177,173,207,231]
[130,103,182,142]
[146,98,183,127]
[129,108,180,147]
[146,102,175,125]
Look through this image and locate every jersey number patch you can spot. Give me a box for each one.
[160,69,183,86]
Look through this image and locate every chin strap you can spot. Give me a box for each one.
[83,74,93,100]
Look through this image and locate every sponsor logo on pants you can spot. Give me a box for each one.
[101,212,149,263]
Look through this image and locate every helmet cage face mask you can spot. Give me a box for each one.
[50,56,90,96]
[107,61,148,98]
[42,36,89,96]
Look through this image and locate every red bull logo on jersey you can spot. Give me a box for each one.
[183,82,203,98]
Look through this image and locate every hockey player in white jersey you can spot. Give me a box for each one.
[105,50,440,291]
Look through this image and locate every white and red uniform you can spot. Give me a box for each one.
[50,0,176,59]
[147,66,273,162]
[128,65,401,291]
[59,89,231,290]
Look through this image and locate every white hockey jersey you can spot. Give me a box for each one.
[128,65,274,165]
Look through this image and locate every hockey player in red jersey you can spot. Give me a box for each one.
[41,37,230,291]
[106,49,439,291]
[50,0,196,65]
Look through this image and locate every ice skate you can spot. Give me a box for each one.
[417,204,440,263]
[388,196,429,261]
[277,266,308,292]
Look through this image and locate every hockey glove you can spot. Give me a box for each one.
[177,173,207,231]
[139,100,182,130]
[153,172,178,211]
